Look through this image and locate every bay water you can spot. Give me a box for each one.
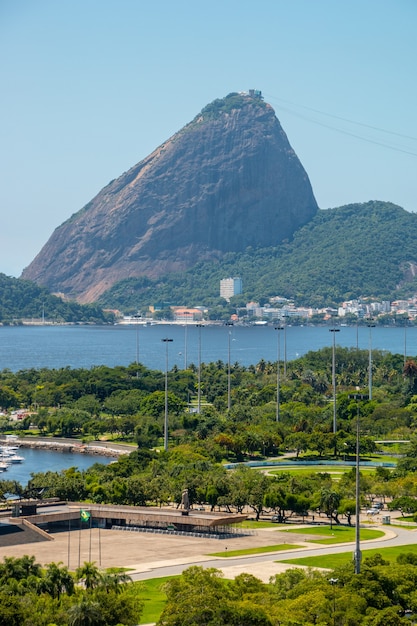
[1,447,115,486]
[0,323,414,373]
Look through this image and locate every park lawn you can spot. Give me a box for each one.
[208,544,303,558]
[267,466,377,478]
[135,577,171,625]
[267,467,345,476]
[282,525,384,544]
[279,543,417,570]
[368,454,399,463]
[235,520,284,529]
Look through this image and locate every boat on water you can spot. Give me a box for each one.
[5,452,25,464]
[0,446,25,464]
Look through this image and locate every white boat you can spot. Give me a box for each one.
[5,453,24,464]
[0,447,24,463]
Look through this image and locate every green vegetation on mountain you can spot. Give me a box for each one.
[98,201,417,312]
[198,91,266,120]
[0,274,112,324]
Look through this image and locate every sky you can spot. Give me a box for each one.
[1,0,416,278]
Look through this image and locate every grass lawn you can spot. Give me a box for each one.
[267,466,377,478]
[235,520,283,529]
[208,544,303,558]
[279,543,417,570]
[135,577,171,625]
[282,525,384,544]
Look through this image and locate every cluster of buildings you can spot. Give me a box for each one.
[117,278,417,325]
[219,277,417,322]
[244,297,417,323]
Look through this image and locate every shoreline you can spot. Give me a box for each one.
[0,436,131,458]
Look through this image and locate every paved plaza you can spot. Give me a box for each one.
[0,520,399,583]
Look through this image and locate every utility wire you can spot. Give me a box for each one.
[265,93,417,142]
[264,93,417,157]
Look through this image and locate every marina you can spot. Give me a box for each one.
[0,442,117,485]
[0,436,25,471]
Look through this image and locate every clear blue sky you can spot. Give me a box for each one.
[1,0,416,278]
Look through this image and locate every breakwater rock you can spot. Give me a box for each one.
[0,437,131,458]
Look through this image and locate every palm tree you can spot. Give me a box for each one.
[40,562,74,599]
[320,488,341,530]
[68,598,102,626]
[75,562,101,591]
[99,570,132,594]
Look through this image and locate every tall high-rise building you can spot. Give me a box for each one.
[220,277,243,302]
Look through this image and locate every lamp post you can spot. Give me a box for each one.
[162,338,173,451]
[348,392,368,574]
[356,317,359,351]
[274,325,284,422]
[225,321,234,411]
[404,316,408,367]
[133,315,140,366]
[183,311,191,369]
[329,326,340,434]
[196,323,203,414]
[367,319,375,400]
[283,314,288,377]
[328,577,338,626]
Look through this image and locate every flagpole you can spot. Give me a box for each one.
[98,521,101,567]
[98,506,102,567]
[89,513,92,562]
[78,509,81,568]
[67,516,71,569]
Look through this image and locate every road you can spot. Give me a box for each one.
[130,523,417,583]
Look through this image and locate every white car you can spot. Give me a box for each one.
[366,508,379,515]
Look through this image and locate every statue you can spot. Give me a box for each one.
[181,488,190,512]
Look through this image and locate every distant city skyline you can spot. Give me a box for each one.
[1,0,416,278]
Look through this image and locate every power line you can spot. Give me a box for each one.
[265,93,417,157]
[265,93,417,142]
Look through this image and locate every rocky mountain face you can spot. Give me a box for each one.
[22,92,318,302]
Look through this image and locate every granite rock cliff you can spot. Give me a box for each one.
[22,92,318,302]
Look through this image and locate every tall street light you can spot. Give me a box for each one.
[183,311,191,369]
[196,323,204,413]
[367,318,375,400]
[329,326,340,434]
[162,338,173,451]
[329,577,338,626]
[404,316,408,367]
[274,325,283,422]
[348,392,368,575]
[225,321,234,411]
[133,315,140,366]
[282,314,288,377]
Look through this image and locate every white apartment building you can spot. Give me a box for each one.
[220,277,243,302]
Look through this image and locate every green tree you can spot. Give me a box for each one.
[68,598,102,626]
[75,562,102,591]
[319,488,341,528]
[39,561,74,600]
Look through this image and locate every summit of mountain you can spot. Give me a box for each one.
[21,91,318,303]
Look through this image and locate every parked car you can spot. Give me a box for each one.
[366,508,379,515]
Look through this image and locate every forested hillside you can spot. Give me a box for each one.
[0,274,112,324]
[98,201,417,311]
